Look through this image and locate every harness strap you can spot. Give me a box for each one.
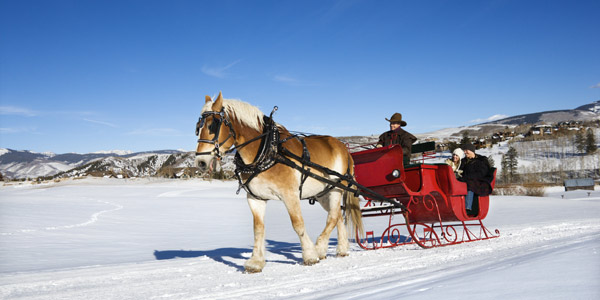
[234,166,262,199]
[278,147,406,209]
[298,137,310,201]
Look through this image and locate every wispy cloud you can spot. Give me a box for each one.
[83,118,118,128]
[0,127,20,134]
[0,106,37,117]
[273,74,318,86]
[126,128,184,136]
[273,75,301,84]
[0,106,96,118]
[201,60,242,78]
[0,127,40,134]
[470,114,509,123]
[590,82,600,89]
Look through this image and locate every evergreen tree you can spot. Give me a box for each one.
[503,146,519,183]
[447,141,459,153]
[500,154,509,183]
[585,129,597,154]
[575,130,585,153]
[460,132,471,146]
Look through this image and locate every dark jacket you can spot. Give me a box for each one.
[459,154,493,196]
[377,128,417,161]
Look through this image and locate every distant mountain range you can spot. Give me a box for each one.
[1,100,598,180]
[482,100,599,125]
[0,149,192,180]
[411,100,600,141]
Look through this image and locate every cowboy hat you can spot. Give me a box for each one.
[385,113,407,126]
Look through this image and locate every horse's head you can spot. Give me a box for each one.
[195,92,236,174]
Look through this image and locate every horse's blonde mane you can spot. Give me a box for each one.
[202,97,288,133]
[202,98,265,131]
[226,99,267,131]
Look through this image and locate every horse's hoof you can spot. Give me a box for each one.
[244,267,263,274]
[244,260,265,273]
[303,258,320,266]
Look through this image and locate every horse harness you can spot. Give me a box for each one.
[195,107,405,209]
[195,107,350,203]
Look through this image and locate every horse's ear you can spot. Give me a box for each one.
[205,95,212,104]
[213,91,223,110]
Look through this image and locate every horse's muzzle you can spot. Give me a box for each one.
[195,155,219,174]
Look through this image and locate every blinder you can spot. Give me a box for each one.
[195,108,236,158]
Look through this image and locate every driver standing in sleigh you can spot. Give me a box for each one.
[377,112,417,165]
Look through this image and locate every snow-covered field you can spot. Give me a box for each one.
[1,178,599,299]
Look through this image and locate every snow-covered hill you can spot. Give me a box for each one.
[0,149,190,179]
[0,178,598,299]
[1,100,598,180]
[482,100,600,125]
[56,151,195,179]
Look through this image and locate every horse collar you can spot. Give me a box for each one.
[234,116,280,173]
[234,115,281,198]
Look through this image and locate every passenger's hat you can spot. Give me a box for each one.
[453,148,465,159]
[385,113,407,126]
[462,143,476,153]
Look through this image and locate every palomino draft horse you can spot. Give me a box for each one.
[195,92,363,273]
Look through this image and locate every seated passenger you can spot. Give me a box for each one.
[458,143,493,216]
[377,112,417,165]
[445,148,465,178]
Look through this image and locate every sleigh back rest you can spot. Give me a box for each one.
[409,141,436,165]
[435,164,467,196]
[352,145,405,188]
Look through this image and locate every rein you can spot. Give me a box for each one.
[195,106,404,209]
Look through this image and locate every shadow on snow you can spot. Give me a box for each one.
[154,239,340,271]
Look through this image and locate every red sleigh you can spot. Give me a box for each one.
[351,144,499,249]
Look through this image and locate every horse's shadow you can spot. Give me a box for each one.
[154,239,339,272]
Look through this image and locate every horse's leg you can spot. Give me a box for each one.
[315,189,345,259]
[282,192,319,265]
[244,196,267,273]
[335,208,349,257]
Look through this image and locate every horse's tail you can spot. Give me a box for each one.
[343,182,364,240]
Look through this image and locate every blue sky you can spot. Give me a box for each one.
[1,0,599,154]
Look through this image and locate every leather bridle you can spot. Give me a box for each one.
[195,107,278,159]
[195,108,236,159]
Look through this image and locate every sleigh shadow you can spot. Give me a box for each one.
[154,239,339,271]
[362,235,413,245]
